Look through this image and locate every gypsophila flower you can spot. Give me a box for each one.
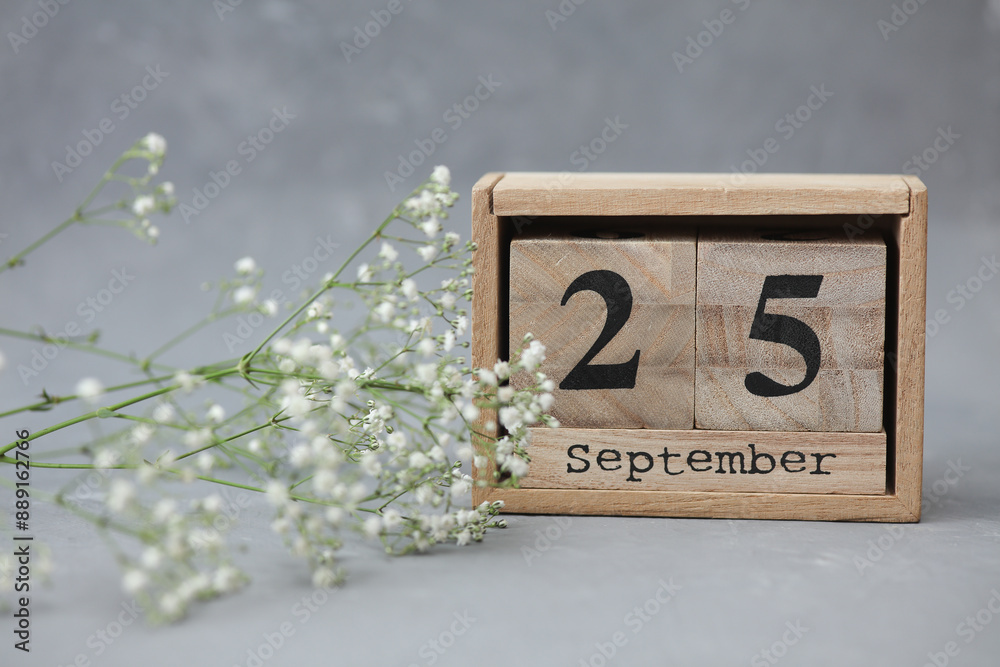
[106,478,137,514]
[132,195,155,217]
[76,377,104,403]
[418,244,438,262]
[233,285,256,305]
[431,165,451,187]
[206,404,226,423]
[1,157,555,623]
[235,256,257,275]
[142,132,167,156]
[379,242,399,262]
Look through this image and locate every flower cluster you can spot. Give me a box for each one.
[0,151,557,623]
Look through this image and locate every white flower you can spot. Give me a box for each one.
[132,195,155,216]
[401,278,418,301]
[159,181,175,196]
[451,476,472,497]
[197,453,216,472]
[151,499,177,524]
[494,361,511,380]
[261,299,279,317]
[455,529,472,546]
[106,479,136,514]
[233,286,256,305]
[363,516,382,539]
[357,263,373,282]
[431,165,451,187]
[420,218,441,238]
[213,565,244,593]
[123,570,149,595]
[520,340,546,371]
[440,292,457,310]
[147,225,160,240]
[453,315,468,336]
[206,404,226,423]
[417,244,438,262]
[234,256,257,274]
[444,231,460,247]
[142,132,167,156]
[312,469,339,497]
[174,371,203,392]
[408,452,432,468]
[498,407,522,430]
[266,481,290,507]
[312,567,340,589]
[76,377,104,403]
[289,444,313,468]
[373,301,395,323]
[141,547,163,570]
[504,456,529,477]
[131,424,155,445]
[325,507,345,526]
[184,428,213,449]
[417,338,436,358]
[442,330,456,351]
[477,369,497,386]
[415,363,437,385]
[379,242,399,262]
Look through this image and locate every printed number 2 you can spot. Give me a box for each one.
[744,275,824,397]
[559,270,640,390]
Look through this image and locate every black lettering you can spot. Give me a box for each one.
[715,451,746,474]
[810,452,836,475]
[657,447,684,475]
[626,451,654,482]
[566,444,590,473]
[687,450,713,472]
[780,450,807,473]
[748,444,776,474]
[597,449,621,471]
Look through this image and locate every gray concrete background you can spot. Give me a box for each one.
[1,1,999,665]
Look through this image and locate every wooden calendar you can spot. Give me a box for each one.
[471,173,926,522]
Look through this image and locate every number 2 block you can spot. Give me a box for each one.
[509,225,696,429]
[695,228,887,432]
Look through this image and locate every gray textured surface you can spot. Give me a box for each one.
[1,1,1000,665]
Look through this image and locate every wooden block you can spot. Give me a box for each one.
[695,227,886,432]
[493,173,913,217]
[519,427,887,495]
[472,172,926,522]
[509,221,696,429]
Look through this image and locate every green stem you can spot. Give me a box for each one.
[0,366,240,456]
[0,327,175,373]
[241,181,435,369]
[2,216,79,272]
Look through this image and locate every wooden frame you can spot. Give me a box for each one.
[471,173,926,522]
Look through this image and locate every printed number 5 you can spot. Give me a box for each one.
[744,275,824,398]
[559,270,640,390]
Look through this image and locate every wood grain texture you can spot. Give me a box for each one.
[471,173,505,488]
[695,228,886,432]
[474,486,918,522]
[471,172,925,522]
[891,176,927,520]
[520,427,887,495]
[509,224,696,428]
[493,173,913,217]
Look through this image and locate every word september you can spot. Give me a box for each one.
[566,443,836,482]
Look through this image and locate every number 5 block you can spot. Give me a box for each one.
[695,228,886,432]
[509,225,696,429]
